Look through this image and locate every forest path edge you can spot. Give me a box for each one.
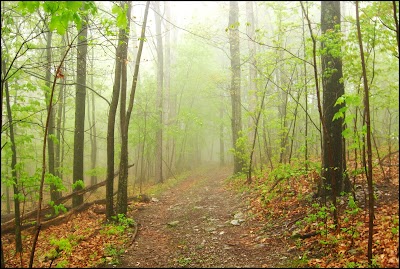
[110,164,300,268]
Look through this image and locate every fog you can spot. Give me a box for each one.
[1,0,398,199]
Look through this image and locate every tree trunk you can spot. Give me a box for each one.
[228,1,244,174]
[301,6,309,171]
[55,57,65,184]
[106,26,124,219]
[320,1,347,196]
[219,106,225,166]
[356,2,375,264]
[246,1,257,162]
[3,59,23,253]
[117,0,150,214]
[89,40,98,186]
[154,1,164,183]
[116,1,132,216]
[73,18,88,207]
[45,30,61,202]
[164,1,172,178]
[301,1,338,225]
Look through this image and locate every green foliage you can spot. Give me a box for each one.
[48,201,67,216]
[85,167,106,177]
[112,214,135,227]
[17,1,40,14]
[225,21,240,32]
[55,260,69,268]
[45,173,67,192]
[103,243,124,265]
[230,131,250,174]
[72,180,84,190]
[391,217,399,236]
[290,251,310,267]
[346,261,363,268]
[177,256,192,267]
[17,1,98,35]
[101,214,135,236]
[112,3,128,29]
[50,237,72,254]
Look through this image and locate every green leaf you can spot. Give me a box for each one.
[72,180,84,190]
[43,2,59,14]
[18,1,40,14]
[111,4,121,15]
[112,4,128,29]
[335,95,346,106]
[66,1,82,12]
[73,13,82,30]
[341,128,352,139]
[49,16,66,35]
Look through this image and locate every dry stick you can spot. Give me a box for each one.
[28,35,77,268]
[128,222,139,247]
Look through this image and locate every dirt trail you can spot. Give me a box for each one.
[110,165,298,268]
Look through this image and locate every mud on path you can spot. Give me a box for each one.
[110,165,299,268]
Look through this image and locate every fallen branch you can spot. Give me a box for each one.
[128,222,139,247]
[1,190,147,234]
[379,150,399,166]
[1,164,134,233]
[291,230,319,239]
[268,176,286,193]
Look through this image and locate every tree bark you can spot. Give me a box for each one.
[3,58,23,253]
[106,23,124,219]
[89,39,98,186]
[73,19,89,207]
[117,0,150,214]
[45,30,61,202]
[116,1,132,216]
[154,1,164,183]
[356,2,375,264]
[228,1,244,174]
[320,1,349,196]
[164,1,172,178]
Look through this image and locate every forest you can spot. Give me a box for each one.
[1,1,399,268]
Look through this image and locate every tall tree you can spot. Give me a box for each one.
[106,6,125,220]
[301,1,337,225]
[72,15,88,207]
[116,1,132,215]
[117,0,150,215]
[228,1,244,174]
[320,1,350,196]
[44,28,61,203]
[246,1,258,169]
[154,1,164,183]
[88,33,98,186]
[55,37,67,188]
[164,1,172,178]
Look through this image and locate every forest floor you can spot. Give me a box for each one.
[101,164,301,268]
[1,156,399,268]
